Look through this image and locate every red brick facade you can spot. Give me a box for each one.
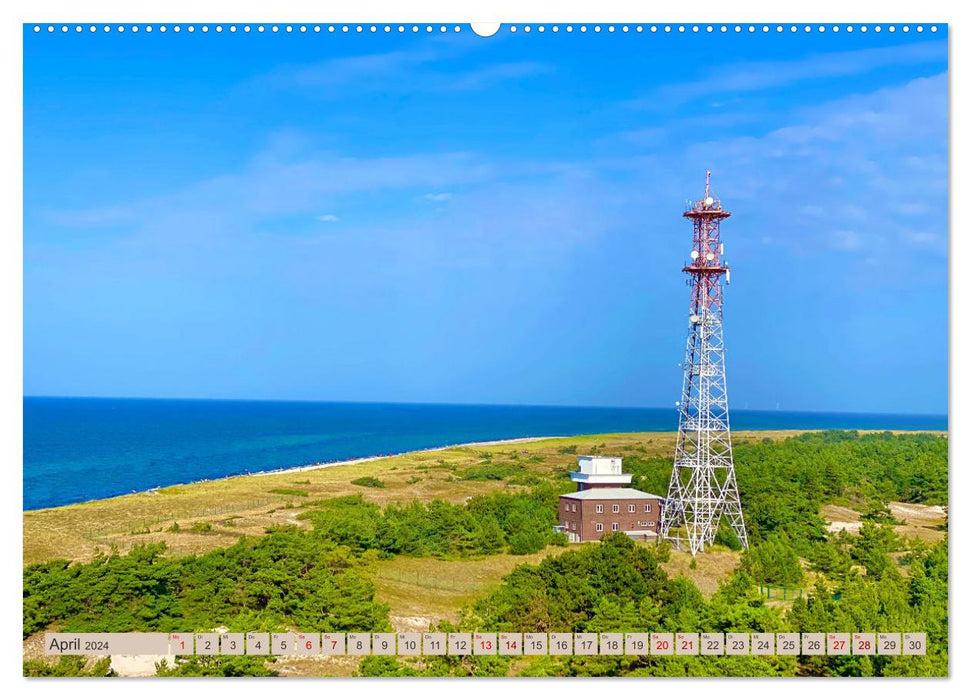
[558,494,662,543]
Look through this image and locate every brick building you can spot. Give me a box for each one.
[556,456,663,543]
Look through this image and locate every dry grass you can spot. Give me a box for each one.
[371,548,560,630]
[660,549,742,597]
[23,430,808,566]
[370,543,744,634]
[269,655,360,677]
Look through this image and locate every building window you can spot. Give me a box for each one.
[596,523,603,532]
[612,504,620,513]
[612,523,619,531]
[628,504,636,513]
[596,504,603,513]
[644,503,652,513]
[646,521,655,527]
[572,503,577,512]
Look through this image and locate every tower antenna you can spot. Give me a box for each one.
[660,172,749,554]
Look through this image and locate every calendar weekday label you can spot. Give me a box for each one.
[44,631,928,657]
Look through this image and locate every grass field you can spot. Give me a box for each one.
[371,549,561,630]
[34,428,942,569]
[23,430,809,566]
[368,546,748,631]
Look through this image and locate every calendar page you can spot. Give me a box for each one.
[21,8,949,682]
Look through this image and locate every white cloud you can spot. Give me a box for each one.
[46,146,496,231]
[831,230,865,252]
[902,230,946,253]
[317,214,340,222]
[38,73,946,290]
[245,43,553,97]
[676,73,947,268]
[894,202,931,216]
[446,61,554,90]
[609,127,667,146]
[630,41,946,108]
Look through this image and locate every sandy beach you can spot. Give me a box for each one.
[134,435,567,499]
[256,435,565,477]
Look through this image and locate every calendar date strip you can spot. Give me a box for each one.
[43,631,927,657]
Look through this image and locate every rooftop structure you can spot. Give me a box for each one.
[569,455,632,490]
[560,487,663,501]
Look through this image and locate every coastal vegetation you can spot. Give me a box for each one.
[364,532,947,677]
[23,430,947,677]
[299,486,567,558]
[23,431,687,565]
[23,529,390,639]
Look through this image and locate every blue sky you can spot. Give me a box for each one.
[24,26,948,414]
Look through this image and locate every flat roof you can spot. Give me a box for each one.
[560,487,664,500]
[578,455,622,460]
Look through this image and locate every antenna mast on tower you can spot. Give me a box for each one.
[660,171,748,554]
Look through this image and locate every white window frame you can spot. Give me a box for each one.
[596,523,603,532]
[612,504,620,513]
[596,504,604,513]
[644,503,652,513]
[628,504,636,513]
[611,522,619,531]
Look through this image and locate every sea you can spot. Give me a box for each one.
[22,397,947,511]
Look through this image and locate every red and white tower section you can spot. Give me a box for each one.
[660,171,749,554]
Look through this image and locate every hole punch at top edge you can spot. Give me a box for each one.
[471,23,501,37]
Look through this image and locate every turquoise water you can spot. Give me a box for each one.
[23,397,947,510]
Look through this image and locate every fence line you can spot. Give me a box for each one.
[758,584,804,600]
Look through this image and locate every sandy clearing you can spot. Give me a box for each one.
[821,502,946,541]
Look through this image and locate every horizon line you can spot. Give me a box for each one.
[22,394,948,419]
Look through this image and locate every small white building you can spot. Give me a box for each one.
[569,455,632,491]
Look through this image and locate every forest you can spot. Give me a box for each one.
[23,430,948,677]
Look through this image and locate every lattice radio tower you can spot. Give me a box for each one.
[660,171,748,555]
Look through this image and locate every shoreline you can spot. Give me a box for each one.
[25,434,572,513]
[24,427,945,514]
[232,435,567,478]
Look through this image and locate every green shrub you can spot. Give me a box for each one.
[270,488,309,497]
[351,476,386,488]
[740,534,804,586]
